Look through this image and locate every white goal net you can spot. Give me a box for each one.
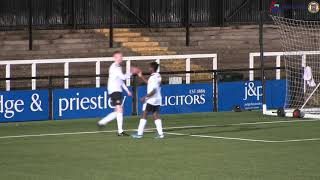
[271,15,320,118]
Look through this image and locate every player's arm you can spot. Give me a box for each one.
[121,81,132,96]
[141,88,156,103]
[116,68,131,80]
[141,78,159,102]
[138,72,148,84]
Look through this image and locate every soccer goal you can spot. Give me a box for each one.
[264,15,320,119]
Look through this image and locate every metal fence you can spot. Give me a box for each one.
[0,54,217,91]
[0,0,318,31]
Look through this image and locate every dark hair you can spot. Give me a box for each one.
[112,50,122,56]
[150,62,159,72]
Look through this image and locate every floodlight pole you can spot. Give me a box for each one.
[28,0,33,51]
[185,0,190,46]
[259,0,267,114]
[109,0,114,48]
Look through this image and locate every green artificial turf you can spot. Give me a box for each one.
[0,111,319,180]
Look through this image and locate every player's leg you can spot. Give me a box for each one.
[132,104,149,139]
[115,104,129,136]
[97,92,120,127]
[98,92,128,136]
[110,92,129,136]
[152,107,164,139]
[138,111,148,135]
[97,110,117,126]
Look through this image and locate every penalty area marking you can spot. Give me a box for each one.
[0,119,320,143]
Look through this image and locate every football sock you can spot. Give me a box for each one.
[98,112,117,126]
[137,119,147,136]
[117,112,124,134]
[154,119,164,136]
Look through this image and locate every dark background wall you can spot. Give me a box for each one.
[0,0,319,30]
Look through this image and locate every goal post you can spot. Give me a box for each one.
[265,15,320,118]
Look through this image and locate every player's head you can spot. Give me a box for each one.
[149,62,159,73]
[113,51,123,64]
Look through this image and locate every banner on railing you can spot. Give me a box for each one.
[218,80,286,111]
[137,83,213,115]
[0,90,49,122]
[0,81,287,122]
[53,87,132,120]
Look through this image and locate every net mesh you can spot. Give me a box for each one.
[271,15,320,114]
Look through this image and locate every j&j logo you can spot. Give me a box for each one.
[243,82,262,101]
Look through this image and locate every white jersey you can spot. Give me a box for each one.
[146,73,162,106]
[107,62,130,94]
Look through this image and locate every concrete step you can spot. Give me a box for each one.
[0,44,31,51]
[50,38,108,44]
[142,36,185,41]
[114,37,151,42]
[140,51,176,56]
[0,29,88,36]
[94,28,130,33]
[141,31,186,37]
[33,33,105,40]
[159,41,198,47]
[146,36,205,42]
[169,45,251,52]
[0,38,109,48]
[122,41,159,47]
[0,33,106,41]
[0,42,113,51]
[132,26,247,33]
[0,48,136,60]
[0,30,28,36]
[198,40,258,46]
[131,46,168,52]
[113,32,141,37]
[133,28,185,33]
[0,40,51,46]
[33,29,96,34]
[60,33,106,39]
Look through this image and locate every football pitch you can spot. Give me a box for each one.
[0,111,320,180]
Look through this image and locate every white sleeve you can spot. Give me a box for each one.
[121,81,130,93]
[116,68,131,80]
[158,75,162,85]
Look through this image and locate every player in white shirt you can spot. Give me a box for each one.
[97,51,132,136]
[132,62,164,139]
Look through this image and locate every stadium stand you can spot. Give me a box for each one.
[0,29,136,60]
[133,25,282,69]
[0,25,281,66]
[0,25,282,89]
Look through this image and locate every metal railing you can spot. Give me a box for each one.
[249,51,320,81]
[0,54,218,91]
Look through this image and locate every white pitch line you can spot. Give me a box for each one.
[159,118,320,130]
[166,132,320,143]
[0,129,118,139]
[0,119,319,140]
